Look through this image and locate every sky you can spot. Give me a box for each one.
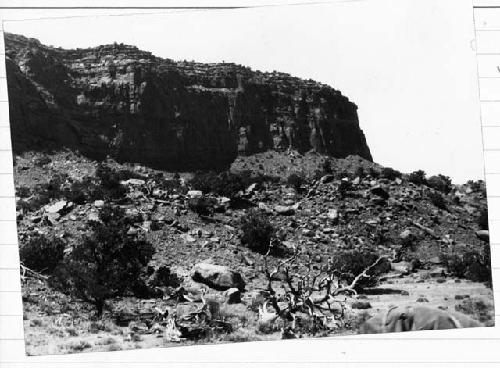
[2,0,484,183]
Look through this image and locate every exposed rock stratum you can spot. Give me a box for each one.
[5,33,372,170]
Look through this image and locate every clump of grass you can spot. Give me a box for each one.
[222,328,263,342]
[455,297,495,325]
[66,340,92,352]
[98,337,117,346]
[66,327,78,337]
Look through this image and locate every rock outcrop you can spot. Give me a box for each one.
[5,33,372,170]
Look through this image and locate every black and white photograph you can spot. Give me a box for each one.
[2,0,495,356]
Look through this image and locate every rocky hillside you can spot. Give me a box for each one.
[4,33,372,170]
[14,149,492,355]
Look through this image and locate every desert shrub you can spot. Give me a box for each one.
[329,250,387,289]
[20,234,65,274]
[157,177,183,194]
[408,170,427,186]
[313,169,325,181]
[427,174,452,194]
[380,167,402,180]
[34,155,51,167]
[240,209,275,254]
[338,179,352,198]
[43,173,69,198]
[455,297,494,324]
[428,191,447,210]
[477,208,489,230]
[335,170,352,180]
[94,164,127,199]
[63,177,103,204]
[354,166,365,179]
[286,172,305,193]
[189,171,246,199]
[16,186,31,198]
[52,205,154,316]
[322,158,333,175]
[66,340,92,352]
[187,196,217,216]
[367,167,380,179]
[20,173,71,212]
[441,243,491,284]
[17,197,50,213]
[466,180,486,194]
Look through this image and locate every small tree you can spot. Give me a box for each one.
[441,243,491,284]
[286,173,304,193]
[427,174,452,194]
[95,164,127,199]
[428,191,447,210]
[408,170,427,186]
[53,205,154,316]
[240,210,275,254]
[322,159,333,175]
[380,167,402,181]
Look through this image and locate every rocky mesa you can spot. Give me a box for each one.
[4,33,372,170]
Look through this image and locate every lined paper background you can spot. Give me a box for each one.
[0,1,499,366]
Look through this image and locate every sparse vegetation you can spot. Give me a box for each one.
[187,196,217,216]
[240,209,275,253]
[189,171,247,199]
[380,167,402,181]
[20,234,65,274]
[478,209,489,230]
[427,174,452,194]
[52,205,154,316]
[329,250,388,289]
[408,170,427,186]
[13,151,493,354]
[441,243,491,284]
[428,191,447,210]
[286,172,305,193]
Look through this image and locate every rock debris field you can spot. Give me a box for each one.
[14,150,494,355]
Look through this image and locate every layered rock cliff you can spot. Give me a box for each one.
[4,33,372,170]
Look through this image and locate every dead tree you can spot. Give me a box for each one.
[259,248,384,337]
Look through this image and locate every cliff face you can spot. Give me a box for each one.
[4,33,372,170]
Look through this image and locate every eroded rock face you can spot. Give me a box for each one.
[5,33,372,170]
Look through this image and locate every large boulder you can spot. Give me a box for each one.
[191,263,245,291]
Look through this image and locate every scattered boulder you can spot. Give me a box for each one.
[476,230,489,242]
[351,301,372,309]
[429,267,446,278]
[399,229,414,246]
[191,263,245,291]
[187,190,203,198]
[370,186,389,200]
[327,209,339,223]
[274,204,297,216]
[258,202,273,214]
[224,288,242,304]
[246,183,258,194]
[180,234,197,243]
[120,178,145,186]
[391,261,413,274]
[88,212,99,222]
[45,200,71,214]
